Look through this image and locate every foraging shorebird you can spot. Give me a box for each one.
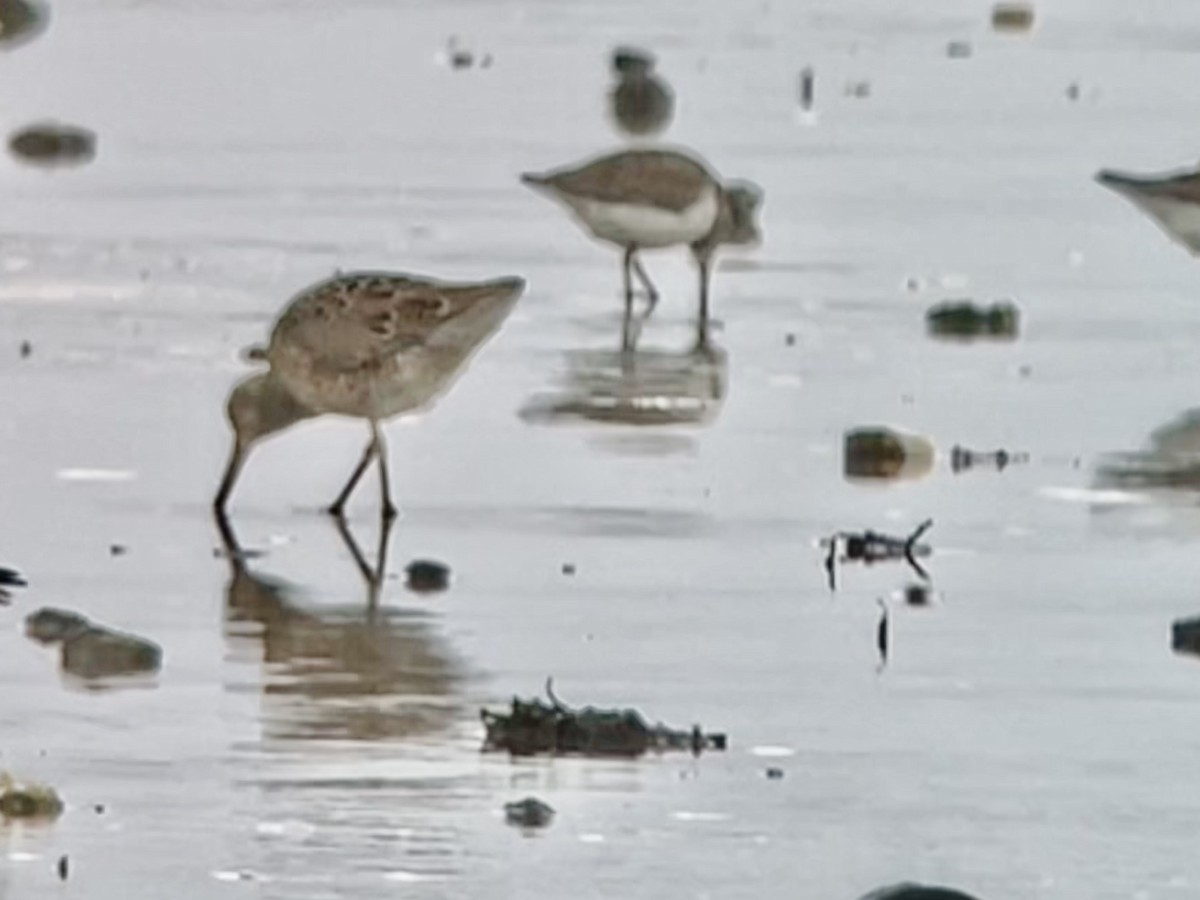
[214,270,526,519]
[520,147,762,348]
[609,46,675,138]
[1096,166,1200,255]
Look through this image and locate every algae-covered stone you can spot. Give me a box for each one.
[0,0,48,50]
[926,300,1019,340]
[0,772,63,820]
[844,427,935,480]
[25,607,91,644]
[62,625,162,679]
[8,122,97,167]
[991,2,1035,32]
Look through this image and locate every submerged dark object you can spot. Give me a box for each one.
[950,444,1026,473]
[844,427,934,480]
[504,797,555,829]
[1172,615,1200,657]
[25,607,162,680]
[822,519,934,591]
[904,583,932,607]
[405,559,450,593]
[926,300,1019,340]
[858,883,984,900]
[8,121,97,167]
[0,0,49,51]
[481,679,727,758]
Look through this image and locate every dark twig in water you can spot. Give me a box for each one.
[481,681,726,758]
[544,676,569,713]
[821,519,934,591]
[876,598,890,671]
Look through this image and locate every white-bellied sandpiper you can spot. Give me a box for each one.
[214,270,526,519]
[520,147,761,347]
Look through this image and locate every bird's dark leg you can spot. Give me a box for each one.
[371,421,398,522]
[694,248,714,351]
[824,537,838,592]
[621,246,637,352]
[327,435,379,518]
[631,253,659,312]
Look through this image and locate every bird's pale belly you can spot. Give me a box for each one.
[572,186,719,248]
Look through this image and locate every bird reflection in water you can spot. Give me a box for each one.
[519,306,728,430]
[213,512,462,743]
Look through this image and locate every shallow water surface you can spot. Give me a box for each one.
[3,1,1200,898]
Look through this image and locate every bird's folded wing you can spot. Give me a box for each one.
[271,279,449,371]
[543,152,711,213]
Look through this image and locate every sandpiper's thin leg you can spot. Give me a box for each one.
[327,436,379,518]
[631,253,659,312]
[695,253,713,350]
[622,246,636,317]
[621,246,637,352]
[371,421,398,521]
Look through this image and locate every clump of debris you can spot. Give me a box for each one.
[0,772,63,820]
[481,680,726,758]
[821,519,934,591]
[926,300,1019,340]
[950,444,1028,473]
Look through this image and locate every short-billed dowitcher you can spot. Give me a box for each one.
[609,46,674,138]
[1096,166,1200,255]
[520,148,762,346]
[214,270,526,519]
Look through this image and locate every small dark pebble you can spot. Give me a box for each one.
[405,559,451,593]
[93,803,106,814]
[765,767,784,780]
[504,797,555,829]
[904,583,932,606]
[57,855,68,881]
[784,333,796,346]
[19,340,32,358]
[109,544,127,557]
[561,563,576,576]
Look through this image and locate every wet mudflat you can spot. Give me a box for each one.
[4,0,1200,898]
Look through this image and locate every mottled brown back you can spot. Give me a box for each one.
[268,272,458,373]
